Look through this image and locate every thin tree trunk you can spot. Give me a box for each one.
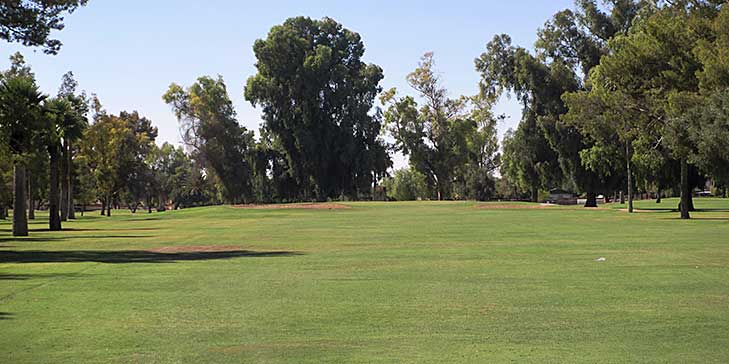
[626,144,634,213]
[107,195,112,217]
[680,158,691,219]
[13,164,28,236]
[60,142,69,221]
[68,142,75,219]
[531,185,539,203]
[0,205,6,219]
[157,192,167,212]
[48,146,62,231]
[27,171,35,220]
[101,198,106,216]
[584,190,598,208]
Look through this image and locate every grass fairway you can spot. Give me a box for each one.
[2,199,729,363]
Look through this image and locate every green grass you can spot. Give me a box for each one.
[1,199,728,363]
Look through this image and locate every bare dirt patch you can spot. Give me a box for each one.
[476,203,556,210]
[233,203,350,210]
[147,245,244,253]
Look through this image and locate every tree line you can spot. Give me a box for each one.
[480,0,729,220]
[2,1,729,238]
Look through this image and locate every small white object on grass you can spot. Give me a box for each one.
[596,257,607,262]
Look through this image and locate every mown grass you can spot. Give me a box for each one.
[1,199,728,363]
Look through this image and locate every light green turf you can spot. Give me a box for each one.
[1,199,728,363]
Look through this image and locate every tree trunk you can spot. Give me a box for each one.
[48,146,62,231]
[106,195,112,217]
[531,185,539,203]
[13,164,28,236]
[679,158,691,219]
[101,198,106,216]
[27,172,35,220]
[619,190,625,204]
[656,191,662,204]
[626,144,634,213]
[60,142,69,221]
[67,142,76,219]
[157,192,167,212]
[0,206,6,219]
[584,191,598,208]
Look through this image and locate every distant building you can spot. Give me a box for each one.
[547,189,577,205]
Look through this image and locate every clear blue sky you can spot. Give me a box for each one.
[2,0,575,169]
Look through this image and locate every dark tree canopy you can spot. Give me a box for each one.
[0,0,88,54]
[245,16,390,201]
[164,76,254,204]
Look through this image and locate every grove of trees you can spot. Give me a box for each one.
[2,1,729,238]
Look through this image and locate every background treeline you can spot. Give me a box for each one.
[480,0,729,220]
[3,1,729,238]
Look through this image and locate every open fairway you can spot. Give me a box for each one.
[2,199,729,363]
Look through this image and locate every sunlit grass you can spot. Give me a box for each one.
[2,199,728,363]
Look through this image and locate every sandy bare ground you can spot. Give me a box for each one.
[233,203,350,210]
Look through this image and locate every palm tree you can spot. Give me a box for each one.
[61,94,88,220]
[42,97,74,231]
[0,75,45,236]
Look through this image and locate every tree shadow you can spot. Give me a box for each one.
[0,235,150,243]
[123,217,163,222]
[0,272,87,280]
[632,208,678,213]
[0,312,13,320]
[0,249,301,264]
[59,227,160,232]
[0,237,65,243]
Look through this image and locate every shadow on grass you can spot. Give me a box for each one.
[0,250,300,264]
[659,217,729,221]
[58,227,160,232]
[0,235,151,243]
[0,272,87,280]
[0,312,13,320]
[123,217,163,222]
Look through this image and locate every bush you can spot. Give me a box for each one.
[382,168,428,201]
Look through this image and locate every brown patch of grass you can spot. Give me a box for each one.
[233,203,350,210]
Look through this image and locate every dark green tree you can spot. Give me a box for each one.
[41,97,74,230]
[383,53,499,200]
[0,74,45,236]
[476,35,566,202]
[164,76,253,204]
[56,71,88,220]
[245,16,389,201]
[0,0,89,54]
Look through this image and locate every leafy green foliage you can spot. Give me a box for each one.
[245,17,390,201]
[381,168,428,201]
[164,76,253,204]
[383,53,499,200]
[0,0,89,54]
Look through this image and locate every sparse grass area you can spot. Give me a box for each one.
[2,199,729,363]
